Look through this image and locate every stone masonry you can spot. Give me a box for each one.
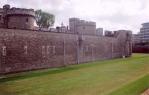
[0,28,132,74]
[0,5,132,74]
[0,4,35,30]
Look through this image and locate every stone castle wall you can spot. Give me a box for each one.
[0,5,35,30]
[7,8,35,16]
[7,15,35,30]
[0,28,132,74]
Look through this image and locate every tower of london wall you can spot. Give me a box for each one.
[0,28,132,74]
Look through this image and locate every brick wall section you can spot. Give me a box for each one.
[0,28,132,74]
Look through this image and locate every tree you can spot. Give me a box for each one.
[35,10,55,29]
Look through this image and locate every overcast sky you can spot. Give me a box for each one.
[1,0,149,34]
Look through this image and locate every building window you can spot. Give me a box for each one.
[42,46,46,57]
[52,46,56,54]
[83,26,85,29]
[47,46,50,55]
[0,15,1,21]
[85,46,89,52]
[24,45,28,55]
[47,46,56,55]
[26,18,29,22]
[2,46,6,56]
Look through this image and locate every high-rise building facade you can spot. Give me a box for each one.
[139,22,149,43]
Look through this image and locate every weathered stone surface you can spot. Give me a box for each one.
[0,28,132,74]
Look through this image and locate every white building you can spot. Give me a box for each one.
[134,22,149,43]
[139,23,149,43]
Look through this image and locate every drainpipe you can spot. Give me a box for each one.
[63,35,66,66]
[111,39,114,58]
[77,34,80,64]
[91,44,94,61]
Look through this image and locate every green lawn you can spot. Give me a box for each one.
[0,54,149,95]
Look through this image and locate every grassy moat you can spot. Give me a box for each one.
[0,54,149,95]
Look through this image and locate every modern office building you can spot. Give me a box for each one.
[135,22,149,43]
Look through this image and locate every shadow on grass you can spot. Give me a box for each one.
[0,61,105,83]
[0,66,78,83]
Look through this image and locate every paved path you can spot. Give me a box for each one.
[142,89,149,95]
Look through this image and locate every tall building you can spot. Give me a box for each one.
[69,18,96,35]
[133,22,149,44]
[139,22,149,43]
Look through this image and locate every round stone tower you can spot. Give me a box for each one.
[2,4,36,30]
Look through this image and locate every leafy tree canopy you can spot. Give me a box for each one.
[35,10,55,28]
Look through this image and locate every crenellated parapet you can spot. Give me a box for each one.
[69,18,96,35]
[7,8,35,17]
[0,4,35,30]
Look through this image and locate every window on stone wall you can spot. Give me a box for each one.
[86,46,89,52]
[42,46,46,57]
[47,46,50,55]
[83,26,85,29]
[47,46,56,55]
[24,45,28,55]
[0,15,1,21]
[52,46,56,54]
[42,45,56,57]
[2,46,6,56]
[26,18,29,22]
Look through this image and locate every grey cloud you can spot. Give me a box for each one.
[1,0,149,33]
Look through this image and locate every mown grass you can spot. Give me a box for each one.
[0,53,148,95]
[109,74,149,95]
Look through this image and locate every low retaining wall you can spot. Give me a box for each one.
[133,45,149,53]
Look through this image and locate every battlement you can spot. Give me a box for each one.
[69,18,96,26]
[0,4,35,30]
[7,7,35,17]
[69,18,80,21]
[77,20,96,26]
[69,17,96,35]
